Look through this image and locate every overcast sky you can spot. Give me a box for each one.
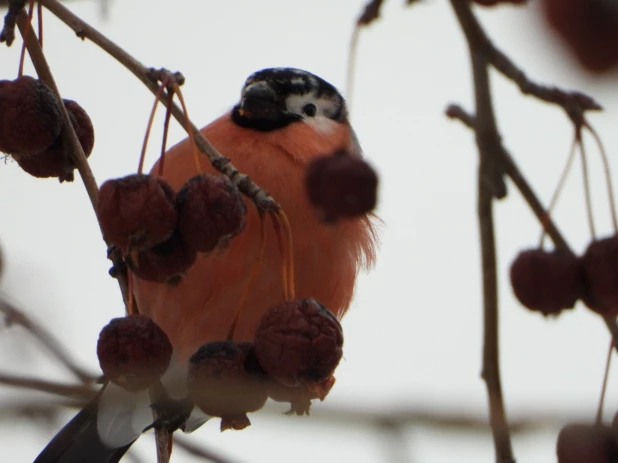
[2,1,618,462]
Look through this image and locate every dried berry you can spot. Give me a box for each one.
[127,231,197,284]
[0,76,63,156]
[267,375,336,416]
[542,0,618,74]
[96,174,178,253]
[253,299,344,388]
[176,174,246,253]
[557,423,618,463]
[509,249,583,316]
[187,341,268,431]
[305,150,378,222]
[97,314,173,392]
[581,235,618,317]
[15,99,95,181]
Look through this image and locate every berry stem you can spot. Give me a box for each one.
[137,79,168,174]
[16,0,34,78]
[270,212,289,301]
[539,133,578,249]
[345,26,361,116]
[227,214,267,341]
[157,92,173,177]
[595,339,613,424]
[36,0,42,46]
[278,210,296,300]
[172,83,201,175]
[577,129,596,239]
[585,123,618,232]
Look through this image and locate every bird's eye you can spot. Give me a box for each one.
[302,103,317,117]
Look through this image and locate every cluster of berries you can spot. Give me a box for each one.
[510,235,618,318]
[0,76,94,182]
[97,298,343,430]
[95,172,246,284]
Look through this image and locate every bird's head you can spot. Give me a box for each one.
[231,68,348,134]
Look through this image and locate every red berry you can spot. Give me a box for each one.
[509,249,583,316]
[187,341,268,431]
[0,76,63,156]
[15,99,95,181]
[267,376,336,416]
[305,150,378,223]
[176,174,246,253]
[557,423,618,463]
[581,235,618,317]
[96,174,178,254]
[97,314,173,392]
[253,299,344,388]
[541,0,618,74]
[127,231,197,284]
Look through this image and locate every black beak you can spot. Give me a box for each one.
[238,85,281,120]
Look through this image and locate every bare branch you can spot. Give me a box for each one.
[0,297,97,385]
[0,373,95,399]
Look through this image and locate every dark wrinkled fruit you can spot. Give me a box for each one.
[0,76,64,156]
[97,314,173,392]
[187,341,268,431]
[581,235,618,317]
[15,99,95,181]
[127,231,197,284]
[509,249,583,316]
[254,298,344,388]
[176,174,246,253]
[267,375,336,416]
[556,423,618,463]
[305,150,378,222]
[542,0,618,74]
[96,174,178,253]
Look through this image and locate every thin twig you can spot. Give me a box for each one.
[0,297,96,384]
[39,0,279,214]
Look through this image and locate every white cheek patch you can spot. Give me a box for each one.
[284,94,340,134]
[305,115,339,134]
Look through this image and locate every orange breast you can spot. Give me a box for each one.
[133,113,376,362]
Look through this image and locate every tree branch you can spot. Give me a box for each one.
[449,1,514,461]
[0,373,95,399]
[0,296,97,385]
[15,8,131,308]
[38,0,280,214]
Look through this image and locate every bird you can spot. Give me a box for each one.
[33,67,378,463]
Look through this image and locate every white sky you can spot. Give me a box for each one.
[2,1,618,462]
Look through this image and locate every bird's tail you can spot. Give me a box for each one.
[33,387,135,463]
